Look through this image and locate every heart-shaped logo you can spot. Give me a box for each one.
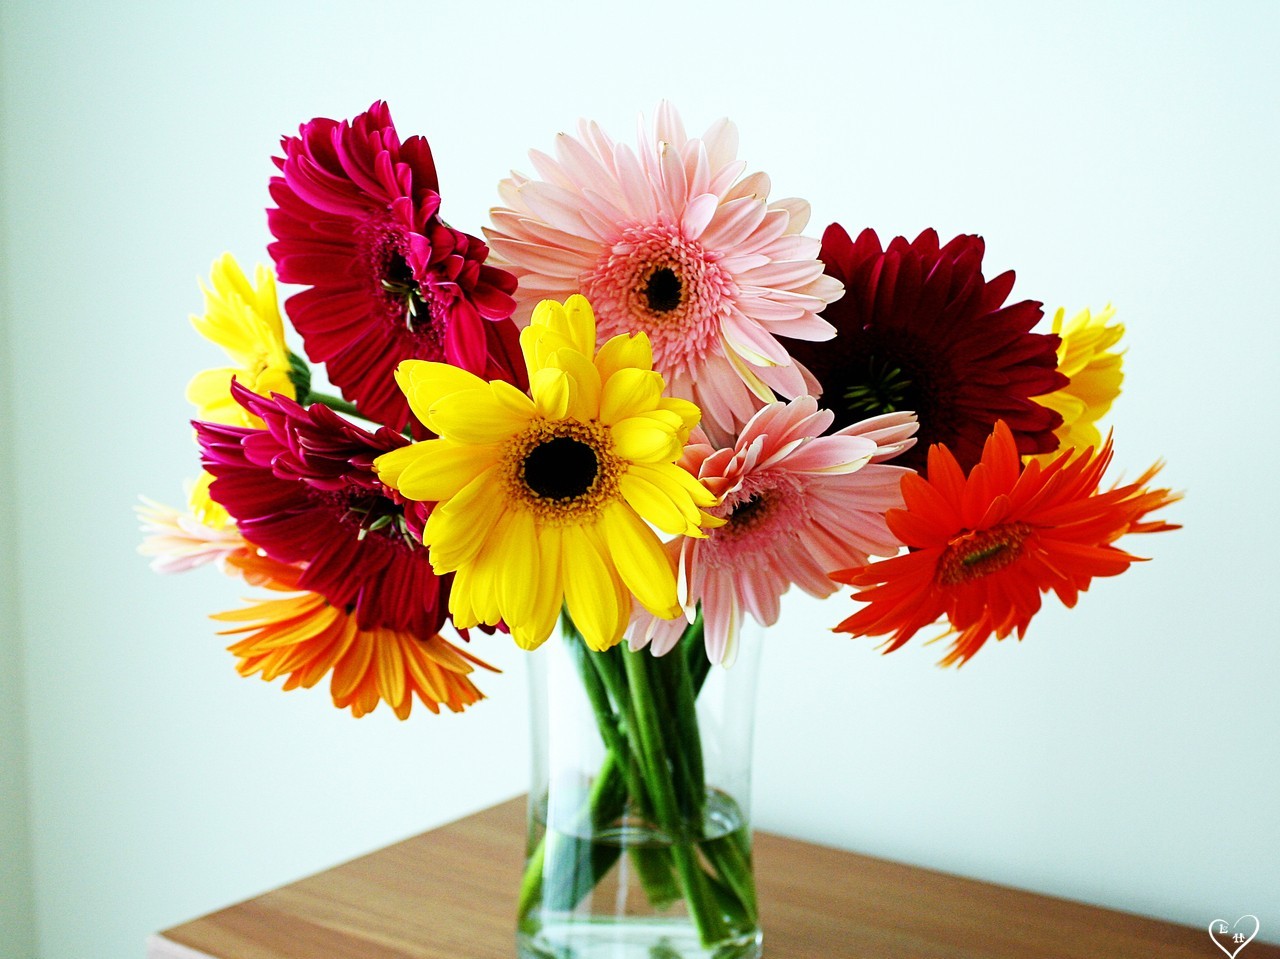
[1208,915,1260,958]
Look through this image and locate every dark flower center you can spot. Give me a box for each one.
[843,356,915,419]
[938,523,1032,585]
[330,487,417,550]
[523,437,599,500]
[727,493,769,529]
[380,251,435,333]
[644,267,683,313]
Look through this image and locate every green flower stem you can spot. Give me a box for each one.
[300,388,370,422]
[575,639,680,907]
[521,613,756,946]
[620,643,730,945]
[518,750,623,918]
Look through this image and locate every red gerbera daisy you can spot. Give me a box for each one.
[268,101,524,430]
[788,225,1066,474]
[832,421,1179,665]
[194,384,448,636]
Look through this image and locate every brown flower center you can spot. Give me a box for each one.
[938,523,1032,585]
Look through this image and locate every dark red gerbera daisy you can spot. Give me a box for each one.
[268,101,525,431]
[787,225,1066,474]
[195,384,447,636]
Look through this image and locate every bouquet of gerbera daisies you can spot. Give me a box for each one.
[139,101,1178,958]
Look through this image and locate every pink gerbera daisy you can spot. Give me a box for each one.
[268,101,524,431]
[485,103,843,440]
[631,397,918,665]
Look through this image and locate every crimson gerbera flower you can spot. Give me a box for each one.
[268,101,524,431]
[831,421,1179,665]
[194,384,449,636]
[788,225,1066,474]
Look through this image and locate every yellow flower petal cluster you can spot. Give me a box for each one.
[187,470,231,530]
[186,254,295,428]
[1031,305,1125,459]
[374,294,721,652]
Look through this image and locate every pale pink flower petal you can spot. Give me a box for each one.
[631,400,919,665]
[135,498,261,580]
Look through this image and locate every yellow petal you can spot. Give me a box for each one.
[561,525,630,651]
[619,469,697,536]
[374,440,500,502]
[491,379,538,419]
[640,461,720,510]
[497,508,540,627]
[600,368,664,424]
[425,467,505,569]
[394,361,489,428]
[612,416,681,464]
[656,397,702,436]
[428,388,529,444]
[561,294,598,356]
[530,367,571,420]
[521,524,564,651]
[546,347,602,421]
[595,332,654,382]
[600,504,679,618]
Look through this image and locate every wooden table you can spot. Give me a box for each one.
[148,796,1275,959]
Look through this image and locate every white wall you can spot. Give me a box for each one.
[2,2,1276,957]
[0,40,37,950]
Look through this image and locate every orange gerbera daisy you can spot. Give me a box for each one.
[214,553,494,718]
[832,421,1179,665]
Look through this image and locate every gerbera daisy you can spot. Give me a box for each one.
[134,495,255,576]
[485,102,843,440]
[185,254,297,429]
[195,384,449,636]
[788,225,1066,474]
[1031,305,1124,459]
[632,398,917,666]
[374,294,721,652]
[832,421,1179,665]
[214,553,492,719]
[268,101,524,431]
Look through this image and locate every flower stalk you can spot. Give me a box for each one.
[518,610,757,946]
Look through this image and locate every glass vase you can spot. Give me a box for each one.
[518,612,763,959]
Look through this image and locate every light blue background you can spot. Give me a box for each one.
[2,2,1277,956]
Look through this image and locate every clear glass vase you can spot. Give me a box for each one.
[518,612,763,959]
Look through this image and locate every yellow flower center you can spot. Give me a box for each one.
[938,523,1033,585]
[503,419,623,525]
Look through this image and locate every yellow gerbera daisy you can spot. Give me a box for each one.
[185,253,296,428]
[374,294,721,652]
[1031,305,1125,458]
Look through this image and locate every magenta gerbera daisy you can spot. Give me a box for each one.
[194,384,448,636]
[631,397,917,665]
[485,102,843,440]
[268,101,524,431]
[788,225,1066,474]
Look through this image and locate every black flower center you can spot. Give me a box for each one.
[644,267,683,313]
[523,437,599,500]
[842,356,916,419]
[728,493,767,527]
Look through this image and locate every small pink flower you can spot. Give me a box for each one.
[134,498,260,578]
[631,398,918,665]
